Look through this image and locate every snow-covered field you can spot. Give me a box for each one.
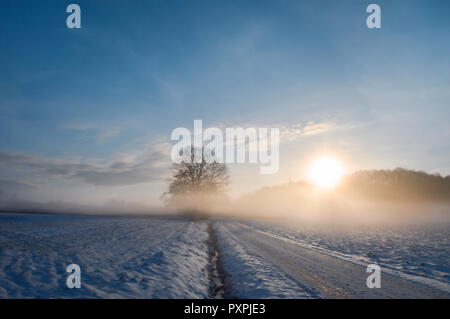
[0,213,210,298]
[0,213,449,298]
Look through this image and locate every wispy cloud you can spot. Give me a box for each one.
[63,122,122,143]
[279,121,355,142]
[184,120,348,145]
[0,178,35,200]
[0,142,171,187]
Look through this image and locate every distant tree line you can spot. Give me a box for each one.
[240,168,450,206]
[341,168,450,202]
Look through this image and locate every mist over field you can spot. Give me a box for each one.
[2,168,449,228]
[148,167,450,226]
[225,169,450,225]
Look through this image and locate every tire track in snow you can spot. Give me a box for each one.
[214,222,314,298]
[206,222,231,298]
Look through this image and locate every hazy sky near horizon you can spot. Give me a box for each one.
[0,0,449,206]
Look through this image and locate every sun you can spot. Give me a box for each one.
[308,156,344,188]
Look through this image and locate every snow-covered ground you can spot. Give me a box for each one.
[238,220,450,287]
[0,213,210,298]
[214,220,450,298]
[0,213,448,298]
[213,222,312,298]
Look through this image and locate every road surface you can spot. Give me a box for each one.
[221,222,448,298]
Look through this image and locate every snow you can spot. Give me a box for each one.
[0,213,210,298]
[226,219,450,295]
[0,213,448,299]
[213,222,312,298]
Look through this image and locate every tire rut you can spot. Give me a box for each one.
[206,222,232,299]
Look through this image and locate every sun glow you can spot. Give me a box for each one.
[308,156,344,188]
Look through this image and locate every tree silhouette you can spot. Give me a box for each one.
[341,168,450,202]
[163,147,229,211]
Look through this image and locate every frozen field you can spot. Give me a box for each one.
[0,213,210,298]
[0,213,449,298]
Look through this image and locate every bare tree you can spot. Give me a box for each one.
[163,147,229,211]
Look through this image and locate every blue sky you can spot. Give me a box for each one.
[0,0,449,206]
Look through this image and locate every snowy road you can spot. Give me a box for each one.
[217,222,449,299]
